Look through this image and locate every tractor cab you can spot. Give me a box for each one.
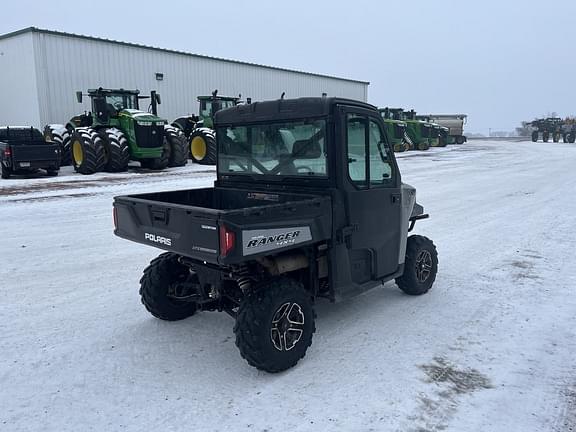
[76,88,162,127]
[197,90,241,128]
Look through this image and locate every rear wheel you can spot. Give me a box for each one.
[396,235,438,296]
[234,278,316,373]
[44,124,71,166]
[139,252,198,321]
[189,128,217,165]
[164,125,189,167]
[542,131,550,142]
[70,127,106,175]
[531,131,539,142]
[455,135,465,145]
[553,132,560,143]
[100,128,130,172]
[568,133,576,144]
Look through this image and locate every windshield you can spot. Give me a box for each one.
[217,119,328,178]
[200,99,237,118]
[103,94,138,111]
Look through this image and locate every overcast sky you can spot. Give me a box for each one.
[2,0,575,133]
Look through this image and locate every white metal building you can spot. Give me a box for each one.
[0,27,369,128]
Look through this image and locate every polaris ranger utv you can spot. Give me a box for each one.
[113,97,438,372]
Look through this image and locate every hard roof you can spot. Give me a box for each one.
[214,97,376,124]
[0,27,370,85]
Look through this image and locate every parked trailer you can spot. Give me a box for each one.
[426,114,467,144]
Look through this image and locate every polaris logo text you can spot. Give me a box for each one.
[145,233,172,246]
[247,231,300,248]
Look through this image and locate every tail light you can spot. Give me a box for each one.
[4,147,11,157]
[219,225,235,257]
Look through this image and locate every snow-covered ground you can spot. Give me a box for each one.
[1,140,575,432]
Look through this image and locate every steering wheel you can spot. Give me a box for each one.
[113,101,124,110]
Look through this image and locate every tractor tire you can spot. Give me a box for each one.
[553,133,560,143]
[542,131,550,142]
[568,133,576,144]
[164,125,189,167]
[455,136,465,145]
[417,141,430,151]
[189,128,217,165]
[1,163,11,179]
[44,124,72,166]
[99,128,130,172]
[234,278,315,373]
[394,142,406,153]
[171,116,196,138]
[70,127,106,175]
[531,131,539,142]
[139,252,198,321]
[396,235,438,296]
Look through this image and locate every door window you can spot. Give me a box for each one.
[368,119,393,185]
[346,114,394,188]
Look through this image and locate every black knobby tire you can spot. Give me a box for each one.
[164,125,189,167]
[172,116,196,138]
[455,136,465,145]
[70,127,106,175]
[418,141,430,151]
[1,163,10,179]
[44,124,72,166]
[189,128,217,165]
[542,131,550,142]
[234,278,316,373]
[139,252,198,321]
[553,133,560,143]
[99,128,130,172]
[396,235,438,296]
[531,131,539,142]
[568,133,576,144]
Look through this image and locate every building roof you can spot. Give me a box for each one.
[0,27,369,85]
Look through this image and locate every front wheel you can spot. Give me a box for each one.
[568,133,576,144]
[189,128,217,165]
[531,131,539,142]
[164,125,189,167]
[234,278,316,373]
[553,132,560,143]
[139,252,198,321]
[542,131,550,142]
[396,235,438,296]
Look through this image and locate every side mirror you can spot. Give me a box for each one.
[155,93,161,105]
[76,91,83,103]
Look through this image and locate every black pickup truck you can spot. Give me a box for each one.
[114,97,438,372]
[0,127,60,179]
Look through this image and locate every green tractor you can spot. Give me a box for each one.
[172,90,241,165]
[528,117,564,142]
[388,108,430,151]
[416,115,447,147]
[378,108,410,152]
[44,88,188,174]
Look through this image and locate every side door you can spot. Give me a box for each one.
[341,108,402,283]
